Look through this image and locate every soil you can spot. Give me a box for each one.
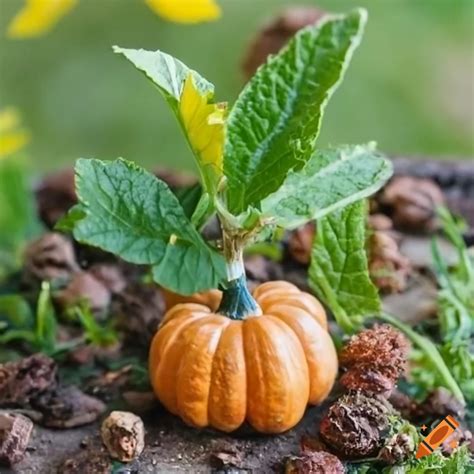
[2,158,473,473]
[4,403,330,473]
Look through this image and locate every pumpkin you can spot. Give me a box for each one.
[149,279,337,433]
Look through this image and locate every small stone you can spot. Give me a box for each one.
[101,411,145,462]
[22,233,79,287]
[379,176,445,232]
[0,413,33,466]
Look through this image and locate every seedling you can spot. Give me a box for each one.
[61,8,391,300]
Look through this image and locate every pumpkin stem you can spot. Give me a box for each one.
[217,274,260,320]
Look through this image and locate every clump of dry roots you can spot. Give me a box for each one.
[339,324,410,396]
[318,325,414,462]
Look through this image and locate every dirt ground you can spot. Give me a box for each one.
[5,402,330,473]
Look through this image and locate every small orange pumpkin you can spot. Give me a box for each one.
[150,280,337,433]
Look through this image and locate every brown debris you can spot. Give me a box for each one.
[320,392,393,458]
[35,168,77,228]
[287,223,316,266]
[378,432,415,465]
[339,325,410,396]
[22,233,79,287]
[31,385,106,428]
[368,230,412,293]
[209,440,245,469]
[242,7,325,79]
[54,271,111,315]
[101,411,145,462]
[285,451,344,474]
[0,354,57,406]
[379,176,445,232]
[441,428,472,455]
[0,413,33,466]
[414,387,466,420]
[112,283,165,346]
[58,449,111,474]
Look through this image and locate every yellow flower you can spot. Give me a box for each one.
[179,74,226,192]
[0,108,30,159]
[7,0,221,39]
[7,0,78,39]
[146,0,221,24]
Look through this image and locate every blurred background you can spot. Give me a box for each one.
[0,0,473,175]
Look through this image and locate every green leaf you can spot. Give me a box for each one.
[68,158,224,295]
[0,294,34,331]
[0,159,42,278]
[113,46,213,101]
[224,9,367,214]
[36,281,57,354]
[261,144,393,229]
[114,46,225,195]
[309,200,380,333]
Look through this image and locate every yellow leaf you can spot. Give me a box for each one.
[179,74,226,191]
[7,0,78,39]
[145,0,221,24]
[0,108,30,158]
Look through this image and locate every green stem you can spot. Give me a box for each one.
[378,312,465,404]
[217,274,259,320]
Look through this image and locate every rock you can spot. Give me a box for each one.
[382,275,437,325]
[0,354,57,406]
[0,412,33,466]
[31,385,106,428]
[379,176,445,232]
[58,449,111,474]
[22,233,79,287]
[399,234,458,269]
[54,271,111,316]
[101,411,145,462]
